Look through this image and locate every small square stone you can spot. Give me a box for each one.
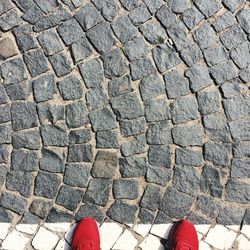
[64,163,91,188]
[223,0,244,12]
[11,102,38,131]
[121,134,146,156]
[139,21,167,45]
[194,0,221,18]
[197,90,220,115]
[156,5,176,28]
[13,24,37,52]
[1,58,26,84]
[153,44,181,73]
[0,9,22,31]
[58,75,83,100]
[74,3,104,31]
[22,5,44,24]
[38,29,64,56]
[78,58,103,88]
[172,124,203,146]
[0,104,11,124]
[129,3,151,26]
[171,95,199,124]
[101,48,128,78]
[124,36,150,61]
[237,9,250,34]
[108,75,133,98]
[210,60,238,85]
[34,0,58,14]
[89,106,117,132]
[110,92,144,120]
[49,52,73,77]
[120,0,140,10]
[96,130,119,148]
[23,49,49,77]
[56,185,83,211]
[230,42,250,69]
[32,74,56,102]
[69,128,92,145]
[220,24,247,50]
[86,87,109,110]
[84,178,112,206]
[57,18,85,45]
[146,165,172,186]
[203,45,228,66]
[143,0,163,14]
[40,124,68,146]
[169,0,191,13]
[0,124,11,144]
[71,37,93,63]
[0,0,13,15]
[176,148,203,166]
[213,11,236,32]
[182,6,204,29]
[111,15,138,43]
[34,171,61,199]
[140,72,165,101]
[185,63,212,92]
[193,22,218,49]
[147,121,172,145]
[145,98,170,122]
[148,145,171,168]
[164,69,190,98]
[67,144,93,162]
[5,81,32,101]
[130,58,156,80]
[119,117,146,137]
[113,179,139,199]
[87,22,116,54]
[11,149,38,171]
[180,43,202,66]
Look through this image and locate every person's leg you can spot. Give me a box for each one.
[71,217,100,250]
[168,220,198,250]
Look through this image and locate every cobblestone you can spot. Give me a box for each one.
[0,1,249,248]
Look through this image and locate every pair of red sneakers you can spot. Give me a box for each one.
[71,218,198,250]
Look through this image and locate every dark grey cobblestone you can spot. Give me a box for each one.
[0,0,249,231]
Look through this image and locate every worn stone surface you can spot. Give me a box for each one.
[120,117,146,137]
[176,148,203,166]
[108,75,133,98]
[67,144,93,162]
[113,179,139,199]
[148,145,171,168]
[130,58,156,80]
[121,134,146,156]
[71,37,93,63]
[197,90,220,115]
[182,6,204,29]
[0,37,18,60]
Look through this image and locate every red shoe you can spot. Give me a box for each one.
[71,218,100,250]
[168,220,198,250]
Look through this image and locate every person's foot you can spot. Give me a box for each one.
[71,218,100,250]
[168,220,198,250]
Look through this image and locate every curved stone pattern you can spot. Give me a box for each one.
[0,0,249,249]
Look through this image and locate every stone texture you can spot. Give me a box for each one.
[34,171,61,199]
[148,145,171,168]
[113,179,139,199]
[120,117,146,137]
[129,3,151,26]
[229,118,250,141]
[0,9,22,31]
[56,185,83,211]
[107,200,138,224]
[30,199,53,219]
[204,45,228,66]
[71,37,93,63]
[146,121,172,145]
[1,58,26,84]
[194,0,221,17]
[139,21,167,45]
[0,145,9,164]
[57,18,85,45]
[121,134,146,156]
[130,58,156,80]
[67,144,93,162]
[146,165,173,186]
[197,90,220,115]
[182,6,204,29]
[84,178,112,206]
[173,165,200,196]
[112,15,138,43]
[32,74,56,102]
[49,52,73,77]
[180,43,202,66]
[164,69,190,98]
[76,203,104,223]
[96,130,119,148]
[74,3,104,31]
[223,0,244,12]
[120,155,148,177]
[237,9,250,33]
[0,104,11,124]
[91,150,118,178]
[176,148,203,166]
[64,163,91,188]
[5,81,32,101]
[213,11,236,32]
[160,187,194,219]
[230,42,250,69]
[23,49,49,77]
[38,29,64,56]
[217,207,245,225]
[0,37,18,60]
[231,158,250,178]
[101,48,127,78]
[40,124,68,146]
[108,75,133,98]
[172,124,202,146]
[153,44,181,73]
[69,129,92,144]
[86,87,109,110]
[156,5,176,28]
[185,63,212,92]
[171,95,199,124]
[201,165,223,198]
[140,72,165,101]
[0,124,11,144]
[86,22,116,54]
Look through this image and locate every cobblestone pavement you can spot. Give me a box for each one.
[0,0,250,249]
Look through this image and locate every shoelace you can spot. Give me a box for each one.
[76,239,98,250]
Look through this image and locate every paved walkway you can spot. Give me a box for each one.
[0,0,249,249]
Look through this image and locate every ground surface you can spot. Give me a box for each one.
[0,0,250,249]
